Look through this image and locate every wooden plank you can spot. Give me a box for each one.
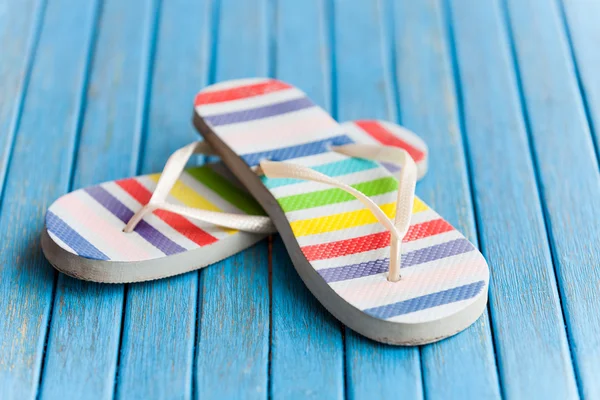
[0,3,97,398]
[270,1,344,398]
[275,0,331,110]
[270,237,344,399]
[0,0,98,398]
[118,276,197,399]
[38,1,158,398]
[504,0,600,397]
[447,0,579,398]
[332,1,422,398]
[561,0,600,157]
[0,0,41,191]
[392,1,501,398]
[114,0,212,398]
[194,1,270,398]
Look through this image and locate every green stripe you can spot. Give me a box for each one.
[278,176,398,212]
[187,165,266,215]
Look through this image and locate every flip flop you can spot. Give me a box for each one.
[192,78,489,345]
[41,119,427,284]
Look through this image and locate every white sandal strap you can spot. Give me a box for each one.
[144,141,214,204]
[259,145,417,282]
[124,141,417,277]
[332,144,417,238]
[123,141,275,234]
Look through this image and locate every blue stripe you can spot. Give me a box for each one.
[262,157,379,188]
[364,281,486,319]
[241,135,354,167]
[204,97,314,126]
[46,211,109,260]
[318,239,475,283]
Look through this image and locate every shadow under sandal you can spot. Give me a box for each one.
[193,78,489,345]
[41,113,426,284]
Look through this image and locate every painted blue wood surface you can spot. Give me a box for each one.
[114,0,211,398]
[560,0,600,158]
[271,1,344,398]
[504,0,600,397]
[0,0,42,193]
[0,0,598,398]
[194,1,271,398]
[332,2,422,399]
[448,0,579,398]
[0,0,97,398]
[392,1,501,398]
[39,0,156,398]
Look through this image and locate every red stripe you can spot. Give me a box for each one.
[115,178,218,247]
[403,218,453,242]
[301,218,453,261]
[355,120,425,162]
[194,80,292,106]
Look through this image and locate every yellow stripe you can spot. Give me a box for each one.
[148,174,236,235]
[413,197,428,213]
[290,197,429,237]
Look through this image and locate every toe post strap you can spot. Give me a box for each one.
[260,144,418,282]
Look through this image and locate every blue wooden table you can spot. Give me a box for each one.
[1,0,599,398]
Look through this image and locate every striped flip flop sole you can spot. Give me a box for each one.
[42,119,426,284]
[193,78,489,345]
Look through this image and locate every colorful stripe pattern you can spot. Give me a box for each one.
[44,117,424,264]
[46,212,109,260]
[195,78,488,323]
[46,164,265,261]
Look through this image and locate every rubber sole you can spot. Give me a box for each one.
[193,111,488,345]
[41,227,264,284]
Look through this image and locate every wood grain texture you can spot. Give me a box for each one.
[114,0,211,398]
[0,0,98,398]
[39,0,157,398]
[1,0,598,398]
[504,0,600,397]
[275,0,331,110]
[392,1,501,398]
[271,236,344,399]
[561,0,600,157]
[332,1,422,398]
[271,1,344,399]
[194,1,270,398]
[448,0,579,398]
[0,0,41,192]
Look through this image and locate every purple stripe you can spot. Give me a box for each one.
[204,97,314,127]
[364,281,485,319]
[381,161,400,173]
[84,186,186,256]
[46,211,109,260]
[317,238,474,283]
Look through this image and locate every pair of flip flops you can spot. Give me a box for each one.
[42,78,489,345]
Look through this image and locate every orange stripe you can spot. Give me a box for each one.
[194,80,292,106]
[116,178,218,247]
[355,120,425,162]
[301,218,453,261]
